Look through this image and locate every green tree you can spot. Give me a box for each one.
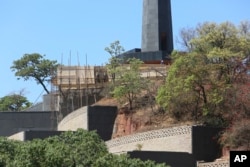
[105,40,125,84]
[112,58,149,110]
[239,20,250,38]
[12,129,108,167]
[0,93,31,111]
[157,21,250,126]
[157,52,231,125]
[1,129,170,167]
[0,137,20,167]
[191,21,250,56]
[11,53,59,94]
[13,139,47,167]
[93,154,169,167]
[178,21,250,56]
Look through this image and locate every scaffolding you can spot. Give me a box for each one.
[52,65,108,119]
[50,63,169,122]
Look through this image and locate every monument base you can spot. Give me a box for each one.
[118,48,171,65]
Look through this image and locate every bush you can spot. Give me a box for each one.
[1,129,170,167]
[220,119,250,150]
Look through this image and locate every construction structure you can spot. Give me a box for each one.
[48,0,174,121]
[50,65,108,119]
[48,63,168,120]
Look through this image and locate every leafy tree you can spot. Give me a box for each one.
[105,40,125,57]
[157,21,250,126]
[178,21,250,56]
[239,20,250,38]
[218,83,250,149]
[0,129,170,167]
[157,52,231,125]
[177,26,196,52]
[0,137,20,167]
[0,93,31,111]
[11,53,59,94]
[93,154,169,167]
[12,129,108,167]
[13,139,47,167]
[192,21,250,56]
[112,58,149,110]
[105,40,125,84]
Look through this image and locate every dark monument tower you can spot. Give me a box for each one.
[141,0,173,54]
[119,0,173,64]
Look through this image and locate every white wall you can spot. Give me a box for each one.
[57,106,88,131]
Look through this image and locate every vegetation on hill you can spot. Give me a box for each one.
[105,41,152,111]
[4,20,249,158]
[0,129,169,167]
[112,58,151,110]
[103,22,250,151]
[156,21,250,149]
[105,40,125,84]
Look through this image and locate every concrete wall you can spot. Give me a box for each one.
[106,125,221,163]
[130,152,229,167]
[24,131,63,141]
[24,103,43,111]
[43,94,59,111]
[129,151,196,167]
[58,106,117,141]
[0,112,57,137]
[24,94,59,112]
[106,126,192,154]
[197,160,229,167]
[8,131,63,141]
[120,51,170,64]
[57,106,88,131]
[88,106,117,141]
[192,126,222,161]
[8,131,25,141]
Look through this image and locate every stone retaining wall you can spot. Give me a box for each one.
[106,125,192,153]
[197,160,229,167]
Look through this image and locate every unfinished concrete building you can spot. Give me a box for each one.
[51,65,108,119]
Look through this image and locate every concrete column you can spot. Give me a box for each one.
[141,0,173,54]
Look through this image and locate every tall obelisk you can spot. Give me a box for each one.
[141,0,173,54]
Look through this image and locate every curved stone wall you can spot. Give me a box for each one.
[8,131,25,141]
[106,125,192,154]
[197,160,229,167]
[58,106,88,131]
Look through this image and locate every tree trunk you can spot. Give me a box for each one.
[200,85,207,104]
[129,99,133,110]
[36,77,50,94]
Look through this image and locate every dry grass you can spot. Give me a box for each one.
[91,77,197,135]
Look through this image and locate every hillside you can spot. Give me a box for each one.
[93,68,250,140]
[93,78,195,139]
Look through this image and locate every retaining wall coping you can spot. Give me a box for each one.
[197,160,229,167]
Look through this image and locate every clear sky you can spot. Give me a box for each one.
[1,0,249,104]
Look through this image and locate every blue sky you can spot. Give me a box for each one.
[1,0,249,104]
